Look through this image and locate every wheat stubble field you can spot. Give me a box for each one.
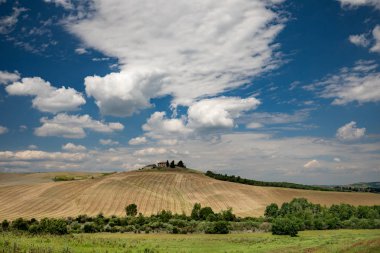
[1,170,380,220]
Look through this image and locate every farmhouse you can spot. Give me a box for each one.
[157,161,167,167]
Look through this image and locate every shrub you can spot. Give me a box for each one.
[271,218,298,237]
[11,218,29,231]
[205,221,229,234]
[1,220,9,231]
[83,223,97,233]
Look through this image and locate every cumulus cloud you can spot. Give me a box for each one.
[336,121,366,141]
[99,139,119,146]
[309,60,380,105]
[303,159,321,169]
[34,113,124,138]
[0,70,20,84]
[0,7,26,34]
[0,126,8,135]
[188,97,260,129]
[142,111,191,139]
[349,34,369,47]
[6,77,86,113]
[84,67,165,117]
[128,136,147,145]
[67,0,285,115]
[338,0,380,10]
[370,25,380,53]
[62,143,87,152]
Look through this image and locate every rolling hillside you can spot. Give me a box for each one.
[1,170,380,220]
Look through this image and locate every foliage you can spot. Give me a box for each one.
[205,171,336,191]
[125,203,138,217]
[272,218,298,237]
[170,160,175,168]
[177,160,186,168]
[4,198,380,236]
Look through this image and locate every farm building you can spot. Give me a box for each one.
[157,161,167,167]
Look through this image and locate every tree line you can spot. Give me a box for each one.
[2,198,379,236]
[205,171,379,193]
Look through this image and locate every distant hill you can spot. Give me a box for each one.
[1,170,380,220]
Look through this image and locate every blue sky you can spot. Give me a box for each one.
[0,0,379,185]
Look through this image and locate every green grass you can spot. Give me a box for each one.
[1,230,380,253]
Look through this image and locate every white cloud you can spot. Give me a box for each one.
[246,122,264,129]
[0,126,8,135]
[188,97,260,129]
[100,139,119,146]
[19,125,27,132]
[128,136,147,145]
[0,7,26,34]
[349,34,369,47]
[84,68,165,117]
[244,109,310,127]
[34,113,124,139]
[44,0,73,9]
[370,25,380,53]
[1,133,379,184]
[6,77,86,113]
[28,145,38,149]
[62,143,87,152]
[0,150,86,162]
[67,0,285,115]
[75,47,88,55]
[338,0,380,10]
[334,157,341,162]
[312,60,380,105]
[303,159,321,169]
[134,147,168,156]
[0,70,20,84]
[159,139,178,146]
[336,121,366,141]
[142,111,191,139]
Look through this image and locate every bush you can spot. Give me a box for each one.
[205,221,229,234]
[1,220,9,231]
[83,223,98,233]
[11,218,29,231]
[271,218,298,237]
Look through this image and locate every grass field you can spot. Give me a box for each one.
[1,171,380,220]
[0,230,379,252]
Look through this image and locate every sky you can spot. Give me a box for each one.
[0,0,379,185]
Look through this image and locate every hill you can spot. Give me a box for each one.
[1,170,380,220]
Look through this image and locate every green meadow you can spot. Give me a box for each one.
[1,229,380,253]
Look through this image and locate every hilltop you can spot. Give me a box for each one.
[1,170,380,220]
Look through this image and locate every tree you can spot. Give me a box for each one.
[191,203,202,220]
[166,160,170,167]
[125,204,138,217]
[170,160,175,168]
[199,207,214,220]
[177,160,186,168]
[265,203,279,218]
